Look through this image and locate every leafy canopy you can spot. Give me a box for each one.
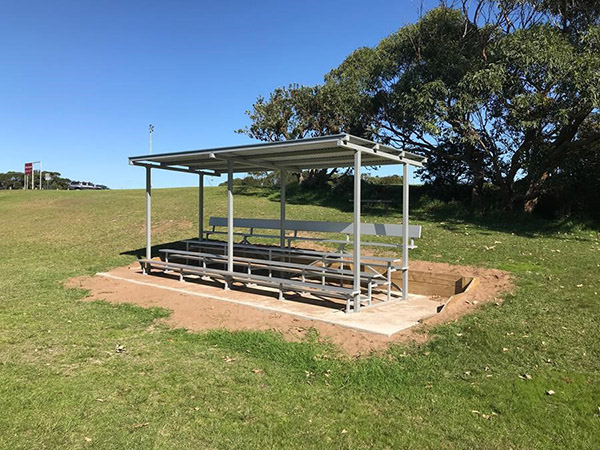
[240,1,600,213]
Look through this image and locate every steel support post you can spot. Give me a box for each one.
[227,160,234,277]
[198,174,204,241]
[402,163,409,299]
[145,166,152,261]
[280,170,286,249]
[353,150,362,312]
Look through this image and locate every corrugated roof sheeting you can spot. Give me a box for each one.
[129,134,427,175]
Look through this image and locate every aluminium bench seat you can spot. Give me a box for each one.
[146,217,420,311]
[182,239,405,300]
[159,249,392,301]
[183,239,402,266]
[204,217,421,250]
[204,229,404,248]
[139,258,363,312]
[160,249,382,281]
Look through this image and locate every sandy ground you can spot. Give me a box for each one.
[66,259,511,355]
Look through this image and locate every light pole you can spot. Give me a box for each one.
[149,124,154,154]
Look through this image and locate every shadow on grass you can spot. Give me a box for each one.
[120,239,191,258]
[412,201,600,239]
[230,185,598,238]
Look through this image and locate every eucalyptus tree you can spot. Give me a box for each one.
[240,1,600,211]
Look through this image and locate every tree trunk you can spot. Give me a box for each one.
[471,171,485,206]
[523,171,549,213]
[500,178,517,211]
[467,149,485,207]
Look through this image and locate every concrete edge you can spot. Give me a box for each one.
[96,272,399,337]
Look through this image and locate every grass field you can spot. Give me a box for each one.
[0,187,598,449]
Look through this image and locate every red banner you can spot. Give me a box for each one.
[24,163,33,175]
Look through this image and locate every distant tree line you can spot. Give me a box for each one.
[0,171,71,190]
[238,0,600,219]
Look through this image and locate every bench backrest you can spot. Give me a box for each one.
[208,217,421,239]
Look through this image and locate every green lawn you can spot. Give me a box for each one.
[0,187,598,449]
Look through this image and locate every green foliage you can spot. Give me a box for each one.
[236,84,358,187]
[238,84,350,141]
[240,2,600,216]
[363,174,403,185]
[0,171,26,190]
[0,171,71,190]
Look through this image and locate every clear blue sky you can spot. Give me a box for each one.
[1,0,437,189]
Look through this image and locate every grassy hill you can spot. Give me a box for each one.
[0,187,598,449]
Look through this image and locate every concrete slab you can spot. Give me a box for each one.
[96,266,443,337]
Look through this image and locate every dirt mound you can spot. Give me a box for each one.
[66,260,511,355]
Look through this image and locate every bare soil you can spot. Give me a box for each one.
[67,259,511,355]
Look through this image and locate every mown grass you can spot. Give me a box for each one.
[0,187,598,449]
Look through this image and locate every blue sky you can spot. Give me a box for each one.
[1,0,437,188]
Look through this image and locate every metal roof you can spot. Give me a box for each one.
[129,133,427,176]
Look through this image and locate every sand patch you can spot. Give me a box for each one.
[66,260,511,355]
